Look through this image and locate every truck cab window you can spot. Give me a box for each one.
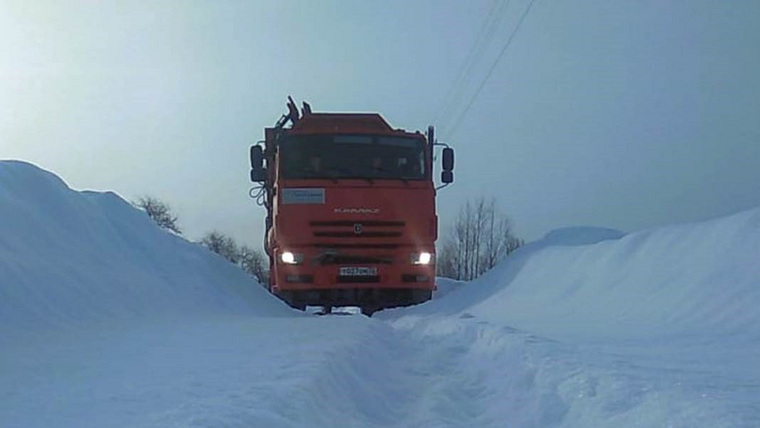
[280,135,426,181]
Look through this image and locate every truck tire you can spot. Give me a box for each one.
[361,306,379,317]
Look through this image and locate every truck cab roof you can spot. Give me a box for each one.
[288,113,420,137]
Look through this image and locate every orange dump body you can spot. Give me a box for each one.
[260,113,438,312]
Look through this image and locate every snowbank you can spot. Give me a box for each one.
[419,210,760,343]
[433,276,467,299]
[416,226,626,317]
[461,211,760,342]
[0,160,290,338]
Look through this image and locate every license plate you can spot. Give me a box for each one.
[339,267,377,276]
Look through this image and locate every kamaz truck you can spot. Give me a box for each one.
[249,98,454,316]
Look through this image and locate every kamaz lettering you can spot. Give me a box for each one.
[334,208,380,214]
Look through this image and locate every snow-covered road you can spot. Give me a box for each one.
[4,313,757,427]
[2,161,759,427]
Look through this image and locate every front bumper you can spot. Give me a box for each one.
[272,247,435,292]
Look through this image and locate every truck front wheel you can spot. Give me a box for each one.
[361,306,380,317]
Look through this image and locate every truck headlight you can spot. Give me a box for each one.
[281,251,303,264]
[411,252,432,265]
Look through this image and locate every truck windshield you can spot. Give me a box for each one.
[280,135,427,181]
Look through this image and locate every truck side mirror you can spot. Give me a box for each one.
[250,145,267,182]
[442,147,454,171]
[441,170,454,184]
[250,169,267,182]
[250,145,264,169]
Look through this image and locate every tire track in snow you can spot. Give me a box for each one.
[376,313,749,428]
[284,312,574,427]
[308,314,490,427]
[385,314,571,428]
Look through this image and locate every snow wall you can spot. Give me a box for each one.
[424,209,760,343]
[0,160,289,338]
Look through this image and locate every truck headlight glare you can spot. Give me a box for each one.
[281,251,302,264]
[412,252,432,265]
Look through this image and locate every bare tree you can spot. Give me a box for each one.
[437,196,523,281]
[200,231,240,264]
[134,196,181,234]
[199,232,270,285]
[435,239,458,279]
[240,245,269,285]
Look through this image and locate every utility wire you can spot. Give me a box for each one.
[439,0,512,131]
[435,0,511,128]
[435,0,502,123]
[445,0,538,139]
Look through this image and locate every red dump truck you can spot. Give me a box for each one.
[249,98,454,315]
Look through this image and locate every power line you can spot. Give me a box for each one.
[440,0,513,130]
[435,0,502,123]
[435,0,511,128]
[445,0,538,139]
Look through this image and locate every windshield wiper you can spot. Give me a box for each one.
[286,166,339,183]
[368,166,411,185]
[329,166,375,184]
[325,170,340,184]
[315,166,414,185]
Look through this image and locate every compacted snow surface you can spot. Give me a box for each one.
[1,160,759,427]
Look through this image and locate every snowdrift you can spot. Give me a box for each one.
[0,160,289,338]
[428,210,760,342]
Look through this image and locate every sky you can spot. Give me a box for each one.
[2,0,759,248]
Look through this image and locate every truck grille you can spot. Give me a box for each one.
[318,254,393,265]
[313,231,401,238]
[310,220,405,239]
[310,221,405,227]
[312,243,399,249]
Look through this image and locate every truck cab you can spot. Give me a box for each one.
[250,100,453,315]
